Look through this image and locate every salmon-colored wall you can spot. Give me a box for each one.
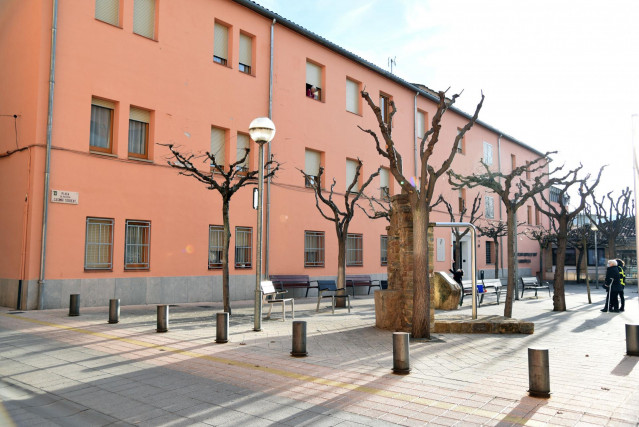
[1,0,549,293]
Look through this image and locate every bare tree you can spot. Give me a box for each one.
[479,220,509,280]
[360,89,484,338]
[532,165,603,311]
[449,153,568,318]
[163,144,279,314]
[526,226,556,284]
[434,193,482,270]
[300,160,380,297]
[358,195,392,223]
[591,188,634,258]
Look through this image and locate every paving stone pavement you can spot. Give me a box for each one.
[0,284,638,426]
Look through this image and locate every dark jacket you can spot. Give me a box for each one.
[605,265,622,291]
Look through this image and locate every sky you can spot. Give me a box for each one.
[255,0,639,202]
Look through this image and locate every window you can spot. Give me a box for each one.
[526,161,531,180]
[345,78,360,114]
[456,128,465,154]
[128,107,150,159]
[95,0,119,26]
[210,126,226,170]
[458,188,466,212]
[209,225,224,269]
[380,235,388,266]
[235,226,252,268]
[380,93,391,125]
[90,98,114,153]
[304,149,321,188]
[125,220,150,270]
[483,142,493,166]
[304,231,325,267]
[485,195,495,219]
[345,159,359,192]
[239,32,253,74]
[550,187,561,203]
[485,241,493,264]
[535,207,541,225]
[213,22,229,65]
[236,133,250,172]
[306,61,322,101]
[511,154,517,171]
[85,217,114,270]
[379,167,390,200]
[527,205,532,224]
[416,110,426,140]
[346,233,363,266]
[133,0,156,39]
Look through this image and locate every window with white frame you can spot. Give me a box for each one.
[213,22,229,65]
[483,141,493,166]
[485,195,495,219]
[345,78,360,114]
[90,97,114,153]
[85,217,114,270]
[210,126,226,169]
[380,235,388,266]
[416,110,426,140]
[346,233,363,266]
[345,159,359,192]
[306,61,322,101]
[236,133,250,172]
[239,32,253,74]
[304,149,321,188]
[458,188,466,212]
[379,167,390,200]
[125,220,150,270]
[128,107,150,159]
[456,128,465,154]
[209,225,224,269]
[133,0,156,39]
[304,231,325,267]
[235,226,252,268]
[380,93,392,125]
[95,0,119,26]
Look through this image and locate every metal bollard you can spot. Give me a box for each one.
[157,305,169,333]
[215,312,229,343]
[528,348,550,398]
[108,299,120,324]
[69,294,80,316]
[392,332,410,374]
[626,324,639,356]
[291,321,308,357]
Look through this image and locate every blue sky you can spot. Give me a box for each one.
[256,0,639,200]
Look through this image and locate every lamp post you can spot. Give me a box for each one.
[249,117,276,332]
[591,223,599,289]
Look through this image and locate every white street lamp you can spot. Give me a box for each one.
[249,117,276,332]
[591,223,599,289]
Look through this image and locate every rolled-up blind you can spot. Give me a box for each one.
[133,0,155,39]
[346,159,358,191]
[346,78,359,114]
[239,33,252,66]
[210,127,225,166]
[306,61,322,88]
[305,149,321,176]
[95,0,119,26]
[214,23,229,60]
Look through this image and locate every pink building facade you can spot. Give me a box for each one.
[0,0,550,309]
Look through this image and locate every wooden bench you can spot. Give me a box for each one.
[315,280,351,314]
[269,274,317,297]
[520,277,551,298]
[461,278,502,307]
[345,275,382,297]
[260,280,294,320]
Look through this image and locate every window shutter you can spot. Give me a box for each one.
[306,62,322,88]
[130,107,150,123]
[346,159,358,191]
[346,78,359,114]
[379,168,389,188]
[210,127,225,167]
[305,149,321,176]
[214,23,229,60]
[239,33,252,66]
[92,97,114,109]
[236,133,249,169]
[133,0,155,39]
[95,0,119,26]
[416,111,425,138]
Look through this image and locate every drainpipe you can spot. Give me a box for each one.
[37,0,59,310]
[413,92,419,177]
[265,18,275,278]
[497,134,503,279]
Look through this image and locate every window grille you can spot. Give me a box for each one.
[235,226,252,268]
[485,195,495,219]
[485,240,493,264]
[209,225,224,269]
[346,233,363,266]
[125,220,150,270]
[304,231,325,267]
[380,235,388,266]
[85,217,114,270]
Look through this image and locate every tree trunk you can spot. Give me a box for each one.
[575,247,584,283]
[411,201,430,339]
[336,228,347,307]
[583,238,592,304]
[222,198,231,314]
[607,238,617,260]
[503,208,516,318]
[552,218,568,311]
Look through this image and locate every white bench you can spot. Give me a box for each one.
[260,280,294,320]
[461,279,502,307]
[520,277,551,298]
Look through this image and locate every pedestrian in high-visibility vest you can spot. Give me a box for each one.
[616,258,626,312]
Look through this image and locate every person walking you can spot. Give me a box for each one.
[616,258,626,312]
[602,259,621,313]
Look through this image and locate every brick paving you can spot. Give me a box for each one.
[0,284,638,426]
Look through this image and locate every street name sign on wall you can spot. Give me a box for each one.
[51,190,79,205]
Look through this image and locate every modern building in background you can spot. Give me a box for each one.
[0,0,550,309]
